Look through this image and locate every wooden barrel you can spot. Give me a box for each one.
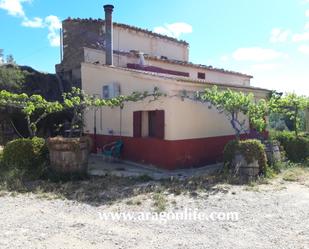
[233,153,260,182]
[264,141,281,165]
[47,136,91,174]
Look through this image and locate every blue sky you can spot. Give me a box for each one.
[1,0,309,95]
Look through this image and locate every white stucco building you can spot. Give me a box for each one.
[56,4,270,169]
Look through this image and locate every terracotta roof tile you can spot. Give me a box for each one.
[144,55,253,78]
[84,47,253,78]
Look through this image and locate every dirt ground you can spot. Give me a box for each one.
[0,169,308,249]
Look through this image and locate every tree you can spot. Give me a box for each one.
[6,54,15,65]
[23,95,63,137]
[0,90,63,137]
[0,65,26,91]
[248,98,268,133]
[269,92,309,137]
[0,87,164,138]
[196,86,267,139]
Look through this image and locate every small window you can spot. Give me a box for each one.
[133,110,164,139]
[198,72,205,79]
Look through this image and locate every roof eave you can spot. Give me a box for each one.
[82,62,270,93]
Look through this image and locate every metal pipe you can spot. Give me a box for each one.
[103,4,114,65]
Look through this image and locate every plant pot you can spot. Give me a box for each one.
[47,136,91,174]
[231,152,260,182]
[264,140,281,165]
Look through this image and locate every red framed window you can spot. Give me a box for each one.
[133,110,165,139]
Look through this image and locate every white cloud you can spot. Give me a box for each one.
[220,55,229,62]
[22,15,62,46]
[0,0,30,17]
[292,31,309,42]
[250,63,281,71]
[270,8,309,44]
[45,15,62,47]
[270,28,291,43]
[22,17,43,27]
[250,63,309,95]
[298,44,309,54]
[0,0,61,47]
[153,22,192,38]
[232,47,285,62]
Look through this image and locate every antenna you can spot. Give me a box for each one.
[60,28,63,62]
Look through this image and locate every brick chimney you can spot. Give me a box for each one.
[104,4,114,65]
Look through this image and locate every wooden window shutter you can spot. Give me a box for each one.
[155,110,165,139]
[133,111,142,137]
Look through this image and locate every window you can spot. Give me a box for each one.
[198,72,205,79]
[133,110,165,139]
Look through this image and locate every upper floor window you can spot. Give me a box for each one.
[197,72,205,79]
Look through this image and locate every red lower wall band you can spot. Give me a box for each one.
[87,133,268,170]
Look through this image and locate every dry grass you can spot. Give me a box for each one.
[244,183,260,192]
[1,164,308,205]
[152,192,168,212]
[126,198,142,206]
[281,167,309,183]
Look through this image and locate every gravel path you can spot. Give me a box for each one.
[0,181,308,249]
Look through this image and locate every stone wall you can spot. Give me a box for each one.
[62,19,105,71]
[56,19,105,88]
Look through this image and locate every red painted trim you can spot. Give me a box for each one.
[87,132,268,170]
[133,111,142,137]
[127,63,190,77]
[154,110,164,139]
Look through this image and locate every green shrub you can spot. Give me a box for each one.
[1,137,48,181]
[270,131,309,162]
[285,137,309,162]
[269,130,294,145]
[0,150,3,169]
[223,139,268,174]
